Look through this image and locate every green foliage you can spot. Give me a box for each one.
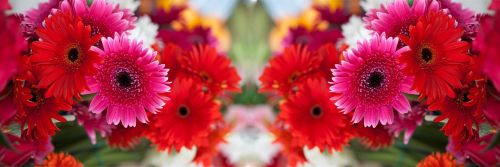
[53,121,149,166]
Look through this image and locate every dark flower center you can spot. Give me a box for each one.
[178,105,189,118]
[367,71,384,88]
[200,72,210,81]
[289,72,299,82]
[311,105,323,118]
[462,92,471,102]
[68,48,79,62]
[29,90,38,103]
[421,48,433,62]
[116,71,133,88]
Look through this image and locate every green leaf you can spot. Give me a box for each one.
[0,132,14,150]
[487,131,500,150]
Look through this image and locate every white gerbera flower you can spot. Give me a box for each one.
[341,16,371,49]
[129,16,159,48]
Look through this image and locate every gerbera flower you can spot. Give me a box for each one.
[0,14,26,91]
[341,16,371,49]
[37,152,83,167]
[474,10,500,91]
[157,26,218,51]
[280,78,354,152]
[331,33,414,127]
[400,11,471,103]
[71,102,114,144]
[178,45,240,95]
[159,43,183,80]
[86,33,170,127]
[447,134,500,166]
[259,45,321,95]
[417,152,462,167]
[107,124,146,149]
[129,16,159,48]
[31,11,101,102]
[14,76,72,141]
[437,0,479,39]
[60,0,136,37]
[146,78,221,152]
[387,102,427,144]
[21,0,62,40]
[400,12,469,102]
[364,0,439,39]
[428,72,486,140]
[313,7,350,26]
[150,6,186,26]
[352,124,394,149]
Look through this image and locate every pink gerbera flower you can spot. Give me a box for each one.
[364,0,439,38]
[437,0,479,39]
[60,0,136,37]
[86,33,170,127]
[330,33,414,127]
[387,102,427,144]
[21,0,62,39]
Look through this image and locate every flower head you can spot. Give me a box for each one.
[400,11,470,103]
[331,33,414,127]
[259,45,321,95]
[364,0,439,39]
[428,70,486,140]
[37,152,83,167]
[86,33,170,127]
[107,124,146,149]
[280,78,354,152]
[474,10,500,91]
[14,77,71,141]
[0,133,53,166]
[31,11,101,102]
[178,45,240,95]
[71,102,114,144]
[147,78,221,152]
[387,102,427,144]
[193,125,230,166]
[268,123,307,167]
[60,0,136,37]
[417,152,462,167]
[21,0,62,39]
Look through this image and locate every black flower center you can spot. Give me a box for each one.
[200,72,210,81]
[68,48,79,62]
[116,71,133,88]
[462,92,471,102]
[421,48,433,62]
[367,71,384,88]
[178,105,189,118]
[311,105,323,118]
[29,90,38,103]
[289,72,299,82]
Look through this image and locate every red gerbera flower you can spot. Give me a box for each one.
[417,152,462,167]
[279,78,354,152]
[259,45,321,96]
[31,11,101,102]
[399,11,470,103]
[178,45,240,95]
[353,124,394,149]
[37,152,83,167]
[14,76,71,141]
[429,69,486,140]
[147,78,221,152]
[193,125,231,166]
[107,123,147,149]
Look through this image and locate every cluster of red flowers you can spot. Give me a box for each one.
[261,0,500,166]
[0,0,239,166]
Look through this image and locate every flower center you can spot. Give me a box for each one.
[29,90,39,103]
[421,48,433,62]
[115,71,133,88]
[67,48,79,62]
[289,72,299,83]
[177,105,189,118]
[200,72,210,81]
[461,92,471,103]
[367,71,385,88]
[310,105,323,118]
